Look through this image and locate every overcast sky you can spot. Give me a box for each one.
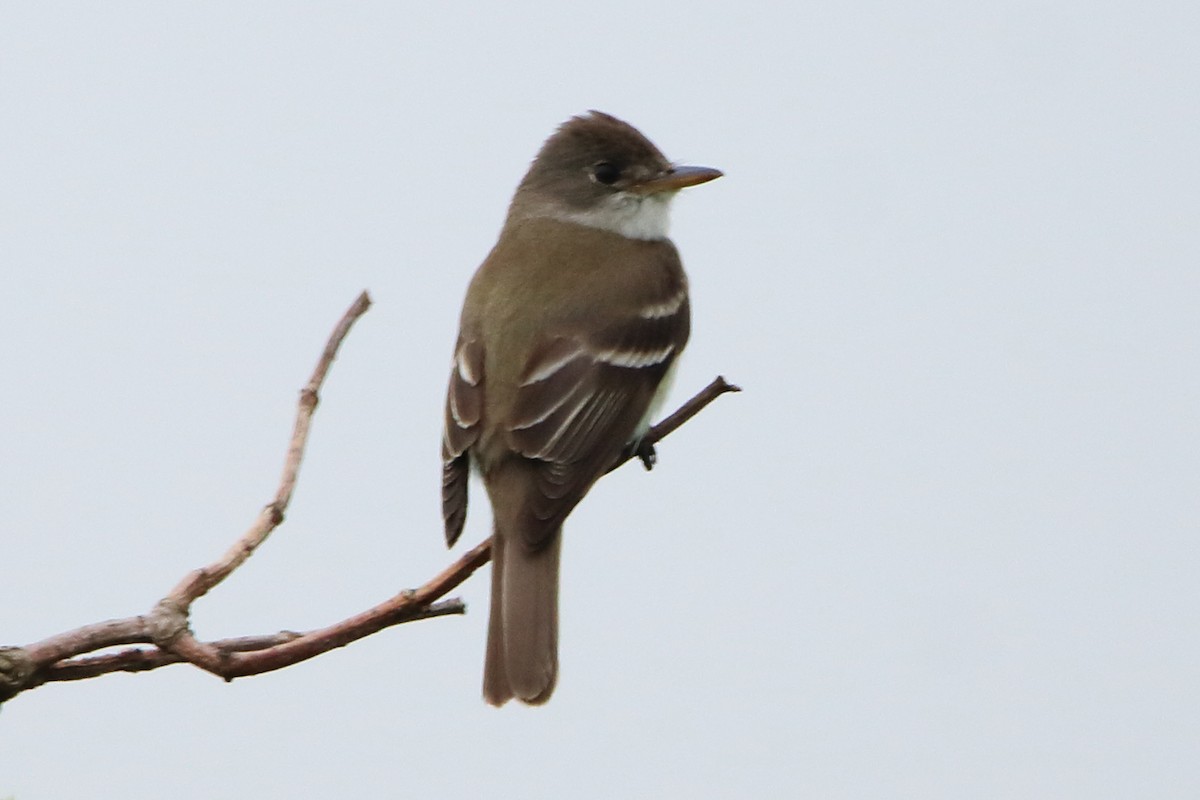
[2,2,1198,798]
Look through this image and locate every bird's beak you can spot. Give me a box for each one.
[631,165,723,195]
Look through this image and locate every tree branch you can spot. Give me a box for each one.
[164,290,373,611]
[0,294,738,703]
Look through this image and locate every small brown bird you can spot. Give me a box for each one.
[441,111,721,706]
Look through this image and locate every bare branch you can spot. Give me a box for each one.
[0,294,738,703]
[215,543,490,678]
[153,292,374,675]
[30,600,466,690]
[608,375,742,474]
[24,617,152,665]
[164,290,373,608]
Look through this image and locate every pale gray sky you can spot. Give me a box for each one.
[2,2,1198,797]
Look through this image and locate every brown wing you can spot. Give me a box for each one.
[505,298,689,546]
[442,336,484,547]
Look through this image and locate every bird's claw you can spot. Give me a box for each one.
[634,440,657,471]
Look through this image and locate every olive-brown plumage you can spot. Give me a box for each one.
[441,111,720,705]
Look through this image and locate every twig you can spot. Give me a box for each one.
[608,375,741,474]
[164,290,373,609]
[29,599,466,689]
[155,292,372,674]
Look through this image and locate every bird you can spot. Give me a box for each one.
[441,111,722,706]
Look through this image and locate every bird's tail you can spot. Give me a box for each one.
[483,477,561,706]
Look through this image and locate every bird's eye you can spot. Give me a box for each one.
[591,161,620,185]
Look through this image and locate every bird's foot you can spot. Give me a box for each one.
[631,440,657,471]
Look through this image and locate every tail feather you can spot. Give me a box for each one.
[482,526,561,706]
[504,532,559,703]
[483,533,514,706]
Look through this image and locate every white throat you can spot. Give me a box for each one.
[557,191,675,241]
